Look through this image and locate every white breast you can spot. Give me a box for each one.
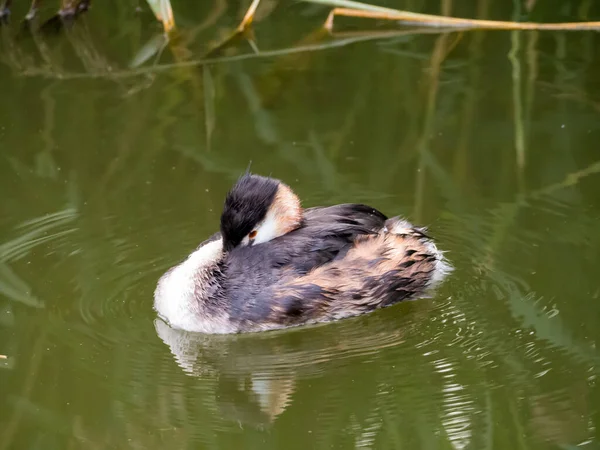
[153,238,234,333]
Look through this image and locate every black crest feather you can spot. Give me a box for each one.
[220,173,279,251]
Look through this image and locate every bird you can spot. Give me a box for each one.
[154,173,452,334]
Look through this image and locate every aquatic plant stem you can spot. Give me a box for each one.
[303,0,600,31]
[202,0,262,57]
[454,0,489,186]
[413,0,454,222]
[479,157,600,274]
[532,160,600,199]
[525,31,538,151]
[237,0,262,32]
[508,7,526,190]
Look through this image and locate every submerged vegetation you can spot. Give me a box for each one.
[2,0,600,79]
[1,0,600,449]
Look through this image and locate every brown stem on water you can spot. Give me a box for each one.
[7,28,478,81]
[237,0,261,32]
[324,7,600,31]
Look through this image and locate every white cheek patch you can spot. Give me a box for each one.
[253,209,280,245]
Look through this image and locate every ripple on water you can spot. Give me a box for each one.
[11,196,594,441]
[47,213,206,344]
[153,305,426,379]
[152,293,465,428]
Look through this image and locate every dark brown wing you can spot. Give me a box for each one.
[223,204,388,325]
[268,226,444,327]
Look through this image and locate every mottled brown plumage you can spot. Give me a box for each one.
[256,220,447,330]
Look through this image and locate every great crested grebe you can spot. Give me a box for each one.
[154,173,452,334]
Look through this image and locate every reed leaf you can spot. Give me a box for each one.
[145,0,175,33]
[129,33,168,68]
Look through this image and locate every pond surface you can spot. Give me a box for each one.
[1,1,600,449]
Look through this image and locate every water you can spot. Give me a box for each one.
[1,1,600,448]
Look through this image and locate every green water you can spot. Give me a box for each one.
[1,1,600,449]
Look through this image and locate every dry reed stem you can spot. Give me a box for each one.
[203,0,262,57]
[324,7,600,31]
[238,0,262,32]
[148,0,175,33]
[162,10,175,34]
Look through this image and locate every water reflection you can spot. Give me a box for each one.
[1,165,598,448]
[2,1,600,448]
[152,186,598,445]
[153,259,594,447]
[153,305,420,427]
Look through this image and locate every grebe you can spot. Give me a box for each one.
[154,174,452,333]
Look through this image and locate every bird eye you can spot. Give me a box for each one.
[248,230,257,239]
